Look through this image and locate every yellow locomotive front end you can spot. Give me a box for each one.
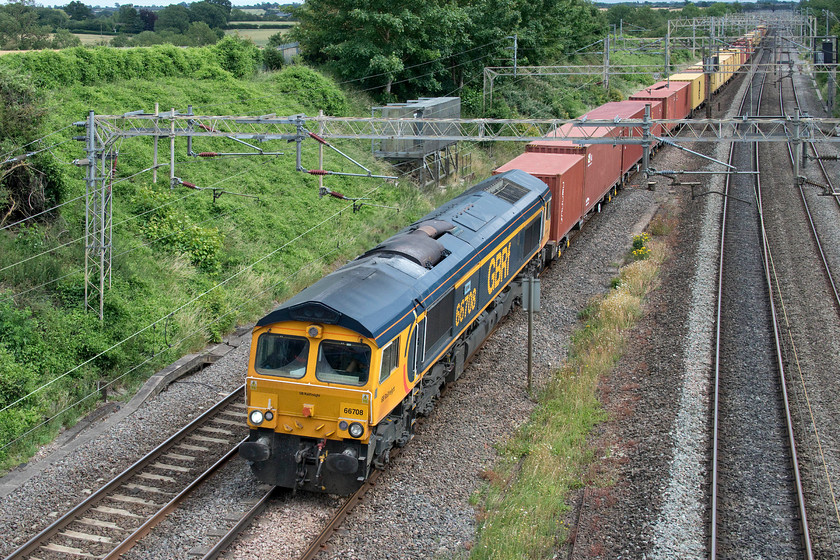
[240,321,380,494]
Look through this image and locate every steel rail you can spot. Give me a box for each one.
[4,385,246,560]
[756,57,814,560]
[784,83,840,314]
[708,43,757,559]
[103,436,248,559]
[200,486,281,560]
[298,446,403,560]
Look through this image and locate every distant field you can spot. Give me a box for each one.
[225,27,292,47]
[238,8,265,15]
[73,33,113,45]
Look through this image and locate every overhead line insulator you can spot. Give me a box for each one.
[308,132,330,146]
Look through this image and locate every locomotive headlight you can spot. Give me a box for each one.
[348,422,364,438]
[264,410,274,421]
[249,409,264,425]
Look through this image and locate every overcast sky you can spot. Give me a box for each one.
[42,1,301,8]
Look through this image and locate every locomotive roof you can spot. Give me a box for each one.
[256,169,550,346]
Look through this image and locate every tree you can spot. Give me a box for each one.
[264,30,287,70]
[185,21,220,46]
[292,0,604,100]
[138,8,157,32]
[680,2,702,19]
[155,4,190,33]
[64,0,93,21]
[0,67,62,228]
[51,28,82,48]
[229,8,250,21]
[34,7,70,30]
[206,0,232,17]
[0,1,51,50]
[189,1,229,29]
[293,0,470,97]
[116,4,142,34]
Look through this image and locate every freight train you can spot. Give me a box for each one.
[238,28,765,494]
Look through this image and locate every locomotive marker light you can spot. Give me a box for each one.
[249,409,264,425]
[522,276,541,396]
[348,422,364,438]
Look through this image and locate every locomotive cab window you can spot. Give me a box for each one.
[254,333,309,379]
[379,338,400,383]
[316,340,371,386]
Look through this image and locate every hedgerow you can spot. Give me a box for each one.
[0,37,262,88]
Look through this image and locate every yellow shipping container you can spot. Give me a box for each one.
[669,72,706,111]
[718,52,737,82]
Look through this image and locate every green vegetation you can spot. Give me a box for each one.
[0,42,458,471]
[470,234,668,559]
[0,0,297,51]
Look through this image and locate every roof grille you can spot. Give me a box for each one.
[484,178,529,204]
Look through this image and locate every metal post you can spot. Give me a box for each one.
[83,110,111,321]
[84,110,96,314]
[665,27,671,77]
[98,149,107,319]
[705,49,712,119]
[169,108,175,188]
[527,285,533,396]
[513,33,518,77]
[642,104,651,178]
[693,22,697,58]
[318,109,324,191]
[523,276,539,395]
[793,110,802,181]
[604,34,610,91]
[153,102,159,183]
[295,117,304,172]
[187,104,194,157]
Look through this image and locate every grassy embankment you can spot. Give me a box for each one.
[469,224,672,558]
[0,44,488,472]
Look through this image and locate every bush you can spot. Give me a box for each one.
[272,66,348,115]
[631,233,651,260]
[211,35,261,79]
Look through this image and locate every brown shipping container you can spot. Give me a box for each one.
[629,81,692,130]
[494,152,585,243]
[582,100,663,176]
[526,123,622,214]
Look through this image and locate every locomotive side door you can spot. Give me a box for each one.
[406,317,426,385]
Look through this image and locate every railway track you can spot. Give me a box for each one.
[709,39,812,558]
[4,386,249,560]
[784,79,840,313]
[760,48,840,556]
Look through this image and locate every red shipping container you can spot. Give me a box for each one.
[525,122,622,214]
[494,152,585,243]
[582,100,663,177]
[630,81,692,130]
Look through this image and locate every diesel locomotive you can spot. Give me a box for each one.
[239,170,552,494]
